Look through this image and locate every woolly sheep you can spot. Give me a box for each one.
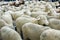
[1,14,14,29]
[40,29,60,40]
[54,13,60,18]
[0,26,22,40]
[23,9,31,16]
[39,1,46,4]
[47,13,60,20]
[0,19,8,29]
[4,10,13,15]
[49,18,60,30]
[10,11,24,20]
[45,3,57,16]
[49,2,56,9]
[36,15,49,25]
[39,5,46,11]
[16,16,38,34]
[31,8,40,12]
[1,14,13,25]
[31,11,47,18]
[0,10,5,16]
[22,23,51,40]
[8,6,17,12]
[21,15,32,18]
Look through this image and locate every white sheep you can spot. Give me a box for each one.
[45,3,57,16]
[16,16,38,34]
[22,23,51,40]
[36,15,49,25]
[23,9,32,16]
[4,10,14,15]
[47,14,60,20]
[40,29,60,40]
[0,26,22,40]
[1,14,14,29]
[31,11,48,18]
[10,11,24,20]
[0,10,5,16]
[49,18,60,30]
[0,19,8,29]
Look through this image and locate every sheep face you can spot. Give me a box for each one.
[37,15,49,26]
[1,26,22,40]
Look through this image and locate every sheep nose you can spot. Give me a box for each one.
[43,24,47,26]
[15,27,17,31]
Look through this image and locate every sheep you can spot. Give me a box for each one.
[0,19,8,29]
[1,14,13,26]
[7,6,17,12]
[49,18,60,30]
[10,11,24,20]
[55,8,60,13]
[4,10,14,15]
[16,16,38,34]
[1,6,8,12]
[23,9,32,16]
[36,15,49,26]
[22,23,51,40]
[1,14,14,29]
[0,26,22,40]
[9,0,24,7]
[39,5,46,11]
[45,3,57,16]
[4,10,16,20]
[0,10,5,16]
[40,29,60,40]
[46,13,60,20]
[21,15,32,18]
[31,11,48,18]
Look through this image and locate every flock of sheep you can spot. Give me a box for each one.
[0,1,60,40]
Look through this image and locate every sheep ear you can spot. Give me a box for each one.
[37,18,40,20]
